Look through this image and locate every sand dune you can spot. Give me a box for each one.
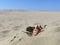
[0,11,60,45]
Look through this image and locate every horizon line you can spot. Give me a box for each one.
[0,9,60,12]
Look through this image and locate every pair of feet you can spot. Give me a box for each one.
[26,24,47,36]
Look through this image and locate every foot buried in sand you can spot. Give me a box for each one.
[26,24,47,36]
[32,25,42,36]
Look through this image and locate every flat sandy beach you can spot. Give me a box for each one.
[0,10,60,45]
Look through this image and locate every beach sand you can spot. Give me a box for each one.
[0,10,60,45]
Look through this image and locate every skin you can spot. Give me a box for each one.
[32,25,40,36]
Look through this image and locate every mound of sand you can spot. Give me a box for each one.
[0,11,60,45]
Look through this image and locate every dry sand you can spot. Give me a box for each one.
[0,10,60,45]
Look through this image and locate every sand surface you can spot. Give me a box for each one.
[0,10,60,45]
